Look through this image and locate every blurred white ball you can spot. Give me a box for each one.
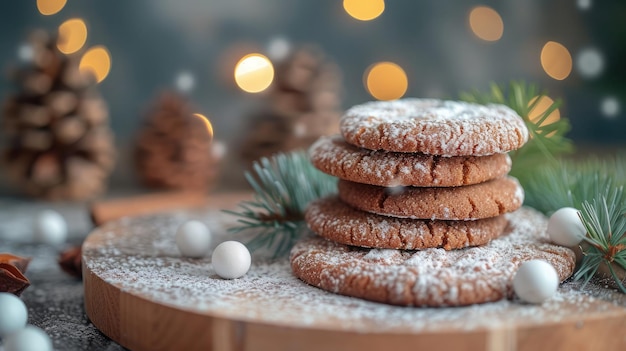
[547,207,586,247]
[175,221,212,258]
[600,96,620,118]
[513,260,559,304]
[0,293,28,337]
[576,48,604,78]
[212,241,251,279]
[3,325,53,351]
[33,210,67,245]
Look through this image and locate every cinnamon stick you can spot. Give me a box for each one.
[89,191,208,226]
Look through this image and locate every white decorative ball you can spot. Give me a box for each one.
[211,241,251,279]
[547,207,586,247]
[0,293,28,337]
[175,221,212,258]
[3,325,53,351]
[33,210,67,245]
[513,260,559,304]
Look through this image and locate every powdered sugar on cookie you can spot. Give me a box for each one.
[340,99,528,156]
[292,208,575,307]
[309,136,512,187]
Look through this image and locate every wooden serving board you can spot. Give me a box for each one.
[83,193,626,351]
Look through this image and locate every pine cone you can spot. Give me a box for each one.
[239,44,342,165]
[1,30,115,200]
[134,91,220,190]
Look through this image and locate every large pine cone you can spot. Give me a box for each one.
[239,44,343,166]
[134,91,220,190]
[1,30,115,200]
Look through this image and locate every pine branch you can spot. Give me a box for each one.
[575,188,626,293]
[525,155,626,214]
[224,151,337,257]
[460,81,574,185]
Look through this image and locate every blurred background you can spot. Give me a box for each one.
[0,0,624,199]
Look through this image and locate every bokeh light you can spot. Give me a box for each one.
[528,96,560,134]
[17,44,34,62]
[57,19,88,54]
[79,46,111,83]
[193,113,214,139]
[343,0,385,21]
[468,6,504,42]
[541,41,572,81]
[234,53,274,93]
[266,36,291,61]
[577,0,592,11]
[364,62,408,100]
[175,71,195,93]
[576,48,604,79]
[600,97,620,118]
[37,0,67,15]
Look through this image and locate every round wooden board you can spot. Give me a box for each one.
[83,193,626,351]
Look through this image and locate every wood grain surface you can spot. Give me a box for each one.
[82,193,626,351]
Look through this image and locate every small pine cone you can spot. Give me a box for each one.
[1,29,115,200]
[134,91,220,190]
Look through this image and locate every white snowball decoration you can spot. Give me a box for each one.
[175,221,212,258]
[0,293,28,337]
[3,325,53,351]
[547,207,586,247]
[211,241,251,279]
[513,260,559,304]
[33,210,67,245]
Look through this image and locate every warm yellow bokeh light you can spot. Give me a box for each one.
[57,19,88,54]
[469,6,504,41]
[234,53,274,93]
[365,62,408,101]
[541,41,573,80]
[529,96,560,126]
[193,113,214,139]
[37,0,67,15]
[79,46,111,83]
[343,0,385,21]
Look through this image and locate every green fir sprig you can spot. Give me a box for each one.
[525,156,626,292]
[575,188,626,292]
[224,151,336,257]
[460,81,574,185]
[525,156,626,214]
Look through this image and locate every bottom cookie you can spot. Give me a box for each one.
[291,207,575,307]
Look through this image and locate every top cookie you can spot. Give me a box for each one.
[340,99,528,156]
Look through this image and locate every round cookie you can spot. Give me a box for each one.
[292,207,576,307]
[305,196,508,250]
[338,176,524,220]
[309,135,512,187]
[340,99,528,156]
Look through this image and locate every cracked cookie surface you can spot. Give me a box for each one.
[305,196,507,250]
[309,135,512,187]
[339,99,528,156]
[338,176,523,220]
[292,207,575,307]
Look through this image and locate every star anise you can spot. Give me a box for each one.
[58,246,82,279]
[0,253,31,296]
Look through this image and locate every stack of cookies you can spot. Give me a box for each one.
[290,99,576,306]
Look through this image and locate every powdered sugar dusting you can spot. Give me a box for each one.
[309,135,512,187]
[83,208,626,334]
[340,99,529,156]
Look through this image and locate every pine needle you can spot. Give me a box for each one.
[224,151,337,257]
[460,81,574,185]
